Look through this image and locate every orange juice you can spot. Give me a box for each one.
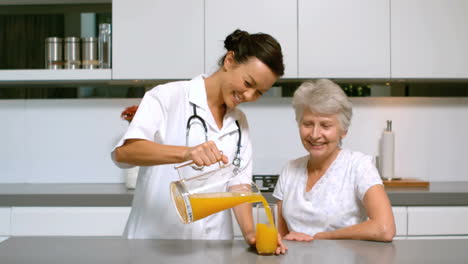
[189,192,264,221]
[256,222,278,255]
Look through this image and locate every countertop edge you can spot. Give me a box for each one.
[1,183,468,207]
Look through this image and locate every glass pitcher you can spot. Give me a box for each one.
[170,161,265,224]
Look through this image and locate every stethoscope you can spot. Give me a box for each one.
[186,104,241,169]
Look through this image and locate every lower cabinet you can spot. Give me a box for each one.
[5,205,468,238]
[0,207,11,236]
[393,206,408,237]
[407,206,468,236]
[11,207,131,236]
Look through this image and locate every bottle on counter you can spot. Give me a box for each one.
[98,23,112,69]
[380,120,396,180]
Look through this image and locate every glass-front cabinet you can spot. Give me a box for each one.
[0,1,112,82]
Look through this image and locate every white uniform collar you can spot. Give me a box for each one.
[188,74,209,110]
[187,75,239,134]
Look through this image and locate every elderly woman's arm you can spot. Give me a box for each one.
[314,185,396,242]
[278,200,314,242]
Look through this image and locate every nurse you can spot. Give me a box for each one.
[112,29,285,251]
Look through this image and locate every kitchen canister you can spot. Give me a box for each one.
[81,37,99,69]
[45,37,63,69]
[64,37,81,69]
[98,23,112,69]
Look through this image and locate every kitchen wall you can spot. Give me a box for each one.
[1,96,467,183]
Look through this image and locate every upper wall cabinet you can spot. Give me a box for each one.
[298,0,390,79]
[391,0,468,79]
[205,0,297,78]
[112,0,204,80]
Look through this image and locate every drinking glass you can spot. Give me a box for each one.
[255,203,278,255]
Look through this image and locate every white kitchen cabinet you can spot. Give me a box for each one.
[205,0,297,78]
[112,0,204,80]
[393,206,407,237]
[298,0,390,78]
[11,207,131,236]
[391,0,468,78]
[0,207,11,236]
[407,236,468,240]
[407,206,468,236]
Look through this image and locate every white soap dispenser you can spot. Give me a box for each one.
[380,120,396,180]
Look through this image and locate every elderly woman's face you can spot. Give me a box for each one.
[299,108,346,160]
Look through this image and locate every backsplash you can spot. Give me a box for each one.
[1,97,468,183]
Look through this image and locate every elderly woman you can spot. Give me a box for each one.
[273,79,395,242]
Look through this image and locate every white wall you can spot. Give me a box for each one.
[1,99,139,183]
[1,96,467,183]
[242,97,468,181]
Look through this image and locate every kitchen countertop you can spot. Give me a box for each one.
[1,182,468,206]
[1,237,468,264]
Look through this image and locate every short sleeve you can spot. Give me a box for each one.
[272,162,290,200]
[111,90,166,168]
[355,155,383,201]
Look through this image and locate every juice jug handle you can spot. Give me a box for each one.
[173,151,225,179]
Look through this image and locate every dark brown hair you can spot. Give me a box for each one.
[218,29,284,77]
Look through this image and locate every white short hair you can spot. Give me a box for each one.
[292,79,353,131]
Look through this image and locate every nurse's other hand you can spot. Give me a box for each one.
[185,140,229,166]
[275,234,288,255]
[245,232,256,246]
[283,232,314,242]
[247,233,287,255]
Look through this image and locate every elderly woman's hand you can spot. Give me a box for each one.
[283,232,314,242]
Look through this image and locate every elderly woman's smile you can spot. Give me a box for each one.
[299,108,345,161]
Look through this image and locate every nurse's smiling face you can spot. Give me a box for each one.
[221,52,277,109]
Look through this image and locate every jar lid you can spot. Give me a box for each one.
[64,37,80,42]
[45,37,62,42]
[81,37,98,42]
[99,23,111,32]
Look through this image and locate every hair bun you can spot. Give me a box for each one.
[218,29,284,77]
[224,29,250,52]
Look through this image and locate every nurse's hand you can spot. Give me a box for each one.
[184,140,229,166]
[247,233,288,255]
[283,232,314,242]
[275,235,288,255]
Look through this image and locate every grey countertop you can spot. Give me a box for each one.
[1,182,468,206]
[1,237,468,264]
